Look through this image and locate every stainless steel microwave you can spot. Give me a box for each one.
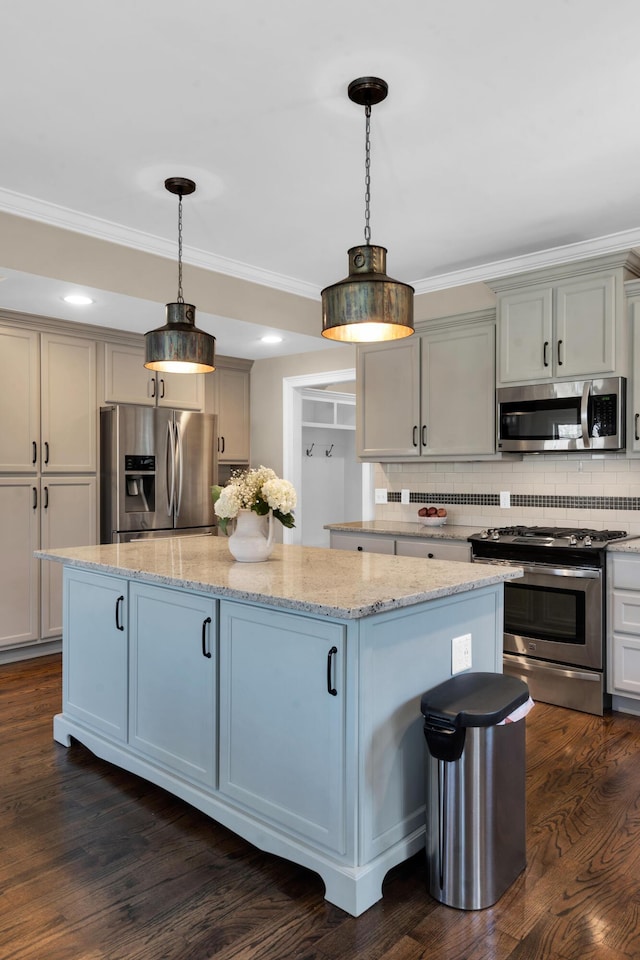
[497,377,626,452]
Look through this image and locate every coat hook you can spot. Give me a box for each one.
[306,443,314,457]
[325,444,334,457]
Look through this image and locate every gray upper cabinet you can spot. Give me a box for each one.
[356,310,496,461]
[104,342,205,410]
[493,253,640,386]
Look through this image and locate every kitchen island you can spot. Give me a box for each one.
[37,537,521,916]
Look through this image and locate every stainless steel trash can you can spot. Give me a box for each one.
[421,672,529,910]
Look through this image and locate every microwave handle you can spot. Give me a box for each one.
[580,381,591,448]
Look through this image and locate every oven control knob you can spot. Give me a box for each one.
[491,530,500,540]
[569,534,578,546]
[584,535,592,546]
[480,529,489,539]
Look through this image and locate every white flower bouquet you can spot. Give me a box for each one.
[212,466,296,535]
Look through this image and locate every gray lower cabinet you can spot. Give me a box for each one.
[330,530,471,562]
[608,552,640,699]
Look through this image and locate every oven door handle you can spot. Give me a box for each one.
[472,556,600,579]
[580,380,591,448]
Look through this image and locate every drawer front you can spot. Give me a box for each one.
[329,533,395,555]
[395,538,471,562]
[612,591,640,634]
[610,555,640,591]
[612,633,640,696]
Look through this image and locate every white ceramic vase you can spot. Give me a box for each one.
[227,509,274,562]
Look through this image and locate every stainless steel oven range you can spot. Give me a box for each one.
[469,526,627,715]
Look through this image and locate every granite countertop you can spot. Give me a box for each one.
[324,520,482,541]
[607,538,640,554]
[36,538,521,620]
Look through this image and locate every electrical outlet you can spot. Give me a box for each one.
[451,633,472,674]
[401,489,410,504]
[374,488,388,504]
[500,491,511,509]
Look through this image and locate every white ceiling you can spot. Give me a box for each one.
[2,0,640,358]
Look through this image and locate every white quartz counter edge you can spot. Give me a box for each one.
[36,539,522,620]
[323,521,481,541]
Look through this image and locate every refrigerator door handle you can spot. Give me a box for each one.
[175,421,184,518]
[166,420,176,516]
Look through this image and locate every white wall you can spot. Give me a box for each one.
[250,345,356,476]
[301,426,359,546]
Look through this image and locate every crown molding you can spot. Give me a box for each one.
[412,227,640,294]
[2,186,640,303]
[0,187,320,302]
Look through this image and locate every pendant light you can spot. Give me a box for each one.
[144,177,216,374]
[321,77,414,343]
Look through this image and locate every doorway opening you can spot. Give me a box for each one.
[282,369,373,546]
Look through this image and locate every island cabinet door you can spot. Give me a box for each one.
[218,602,348,856]
[63,568,129,741]
[128,582,217,788]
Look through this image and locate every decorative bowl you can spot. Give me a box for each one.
[418,516,447,527]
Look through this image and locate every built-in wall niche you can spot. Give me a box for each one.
[301,388,356,430]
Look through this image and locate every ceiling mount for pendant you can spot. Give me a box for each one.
[144,176,216,374]
[321,76,414,344]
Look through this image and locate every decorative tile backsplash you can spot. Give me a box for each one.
[375,454,640,537]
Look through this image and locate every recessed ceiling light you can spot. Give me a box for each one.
[261,334,283,344]
[63,294,94,306]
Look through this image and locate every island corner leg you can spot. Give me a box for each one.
[53,713,73,747]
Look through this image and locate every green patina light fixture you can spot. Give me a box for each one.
[321,77,414,343]
[145,177,216,374]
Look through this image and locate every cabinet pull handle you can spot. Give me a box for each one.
[428,552,434,559]
[115,595,125,631]
[32,441,37,464]
[357,545,363,551]
[412,425,418,448]
[201,616,212,658]
[543,340,549,367]
[44,441,49,464]
[636,413,639,442]
[220,436,225,454]
[43,486,49,509]
[160,378,165,399]
[150,377,156,398]
[422,425,427,448]
[32,486,38,509]
[327,645,338,696]
[557,339,563,366]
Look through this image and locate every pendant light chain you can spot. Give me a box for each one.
[176,192,184,304]
[364,104,372,246]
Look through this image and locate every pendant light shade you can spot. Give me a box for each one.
[144,177,216,374]
[321,77,414,343]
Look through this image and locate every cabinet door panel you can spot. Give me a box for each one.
[213,366,250,461]
[41,334,96,472]
[0,478,39,647]
[498,287,553,383]
[421,323,495,456]
[129,583,216,786]
[219,602,346,853]
[40,477,97,639]
[158,370,205,410]
[0,328,39,472]
[555,275,615,377]
[63,569,128,740]
[356,338,421,458]
[612,634,640,695]
[104,343,155,405]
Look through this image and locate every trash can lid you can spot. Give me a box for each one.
[420,672,529,728]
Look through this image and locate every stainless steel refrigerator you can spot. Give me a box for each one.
[100,404,218,543]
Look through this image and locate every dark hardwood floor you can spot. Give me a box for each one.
[3,655,640,959]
